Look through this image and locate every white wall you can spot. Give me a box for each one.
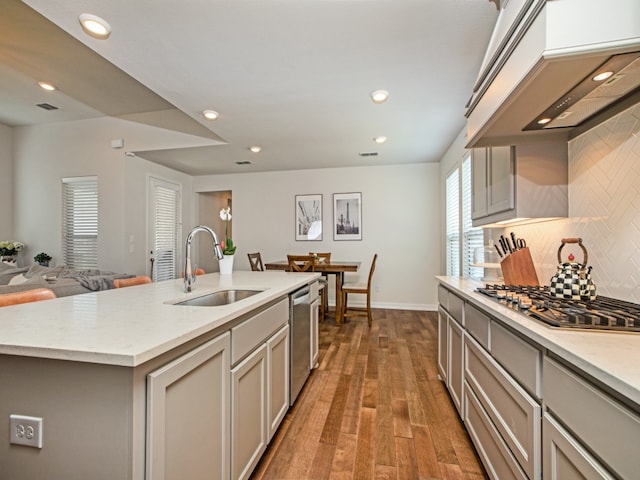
[12,117,195,274]
[0,124,13,241]
[193,163,440,310]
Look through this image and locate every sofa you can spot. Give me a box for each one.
[0,262,135,298]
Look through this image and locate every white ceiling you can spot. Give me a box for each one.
[4,0,498,175]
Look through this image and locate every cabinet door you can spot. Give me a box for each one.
[437,307,448,382]
[267,325,290,441]
[543,414,615,480]
[471,147,488,219]
[232,343,268,480]
[310,298,320,369]
[146,333,230,480]
[487,146,515,215]
[448,316,464,417]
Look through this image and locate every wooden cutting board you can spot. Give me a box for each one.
[500,247,539,286]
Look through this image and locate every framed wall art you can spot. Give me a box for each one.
[333,192,362,241]
[295,194,323,241]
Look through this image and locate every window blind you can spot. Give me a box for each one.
[462,155,484,278]
[151,178,180,282]
[62,176,98,269]
[446,168,460,276]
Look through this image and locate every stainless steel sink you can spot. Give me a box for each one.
[173,289,262,307]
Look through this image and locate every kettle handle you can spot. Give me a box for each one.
[557,237,588,268]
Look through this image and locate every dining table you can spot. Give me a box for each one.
[264,260,360,325]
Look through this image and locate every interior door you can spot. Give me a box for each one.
[149,177,182,281]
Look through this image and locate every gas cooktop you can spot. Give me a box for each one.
[476,284,640,333]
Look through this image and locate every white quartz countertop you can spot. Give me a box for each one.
[437,276,640,408]
[0,271,318,367]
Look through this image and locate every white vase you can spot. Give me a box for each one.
[219,255,234,275]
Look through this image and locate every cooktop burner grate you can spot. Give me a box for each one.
[476,284,640,332]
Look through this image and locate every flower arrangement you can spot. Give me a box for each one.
[0,241,24,257]
[219,207,237,255]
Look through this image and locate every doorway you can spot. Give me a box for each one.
[197,191,232,273]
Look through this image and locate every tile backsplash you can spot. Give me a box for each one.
[495,103,640,302]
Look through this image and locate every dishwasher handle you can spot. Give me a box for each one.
[293,292,310,306]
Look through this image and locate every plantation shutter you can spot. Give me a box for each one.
[62,176,98,269]
[151,178,180,282]
[445,168,460,276]
[462,155,484,278]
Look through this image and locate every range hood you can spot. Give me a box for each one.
[466,0,640,148]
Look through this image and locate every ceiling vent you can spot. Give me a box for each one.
[358,152,378,157]
[36,103,58,111]
[235,161,251,165]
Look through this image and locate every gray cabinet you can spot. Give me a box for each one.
[232,343,268,480]
[146,333,231,480]
[543,357,640,480]
[230,298,290,480]
[448,317,465,417]
[542,414,615,480]
[310,297,320,369]
[437,307,448,382]
[472,146,514,220]
[471,143,568,227]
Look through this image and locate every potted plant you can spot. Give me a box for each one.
[34,252,52,267]
[218,207,236,274]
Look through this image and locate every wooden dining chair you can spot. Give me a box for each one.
[341,254,378,326]
[309,252,330,315]
[288,254,326,321]
[247,252,264,271]
[287,255,315,272]
[113,276,152,288]
[0,288,57,307]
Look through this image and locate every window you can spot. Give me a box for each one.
[445,155,484,277]
[150,177,181,282]
[445,168,459,276]
[62,176,98,269]
[462,156,484,278]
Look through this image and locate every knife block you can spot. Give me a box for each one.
[500,247,539,286]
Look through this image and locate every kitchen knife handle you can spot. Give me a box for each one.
[494,243,503,258]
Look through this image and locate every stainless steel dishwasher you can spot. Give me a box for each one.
[289,285,311,405]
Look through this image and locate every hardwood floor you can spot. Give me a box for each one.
[252,309,488,480]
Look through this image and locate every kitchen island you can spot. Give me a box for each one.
[437,276,640,480]
[0,271,319,480]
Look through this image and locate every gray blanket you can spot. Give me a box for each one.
[61,269,134,291]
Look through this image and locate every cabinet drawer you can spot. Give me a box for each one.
[232,298,288,365]
[465,335,541,480]
[449,291,464,325]
[491,321,541,397]
[543,357,640,480]
[464,384,528,480]
[438,284,449,311]
[465,302,490,350]
[543,413,615,480]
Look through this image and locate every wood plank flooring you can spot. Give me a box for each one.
[251,309,488,480]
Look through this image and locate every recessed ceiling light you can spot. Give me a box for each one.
[373,136,387,144]
[592,71,614,82]
[370,90,389,104]
[38,81,56,91]
[79,13,111,39]
[249,146,262,153]
[537,117,552,125]
[202,110,219,120]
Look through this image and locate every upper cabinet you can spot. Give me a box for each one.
[466,0,640,148]
[471,142,568,227]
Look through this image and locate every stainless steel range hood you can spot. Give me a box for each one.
[466,0,640,148]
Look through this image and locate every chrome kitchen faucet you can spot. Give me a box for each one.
[183,225,224,292]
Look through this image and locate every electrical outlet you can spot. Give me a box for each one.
[10,415,43,448]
